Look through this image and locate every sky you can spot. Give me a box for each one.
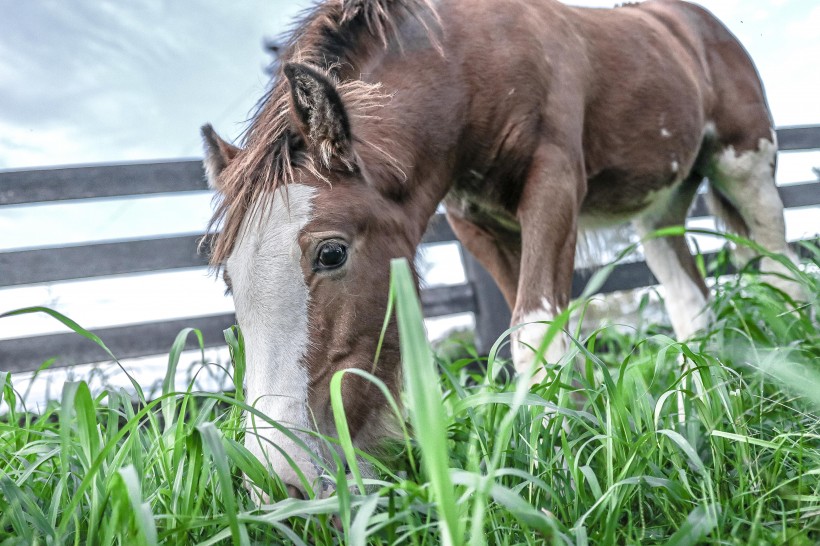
[1,0,819,402]
[0,0,819,171]
[0,0,301,167]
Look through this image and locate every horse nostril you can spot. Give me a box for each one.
[286,484,306,500]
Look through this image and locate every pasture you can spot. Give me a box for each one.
[2,2,820,543]
[1,242,818,545]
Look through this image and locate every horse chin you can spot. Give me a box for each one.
[244,468,334,503]
[243,457,377,503]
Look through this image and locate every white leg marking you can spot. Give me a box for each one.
[637,233,709,340]
[226,184,322,497]
[713,137,804,302]
[512,298,566,384]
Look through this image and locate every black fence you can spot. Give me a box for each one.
[1,126,818,372]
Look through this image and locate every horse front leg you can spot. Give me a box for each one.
[512,143,585,385]
[444,206,521,309]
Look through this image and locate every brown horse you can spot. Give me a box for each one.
[202,0,800,497]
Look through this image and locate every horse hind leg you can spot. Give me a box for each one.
[706,132,805,302]
[633,175,710,340]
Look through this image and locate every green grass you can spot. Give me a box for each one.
[1,240,819,545]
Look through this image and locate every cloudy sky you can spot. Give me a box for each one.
[0,0,302,168]
[0,0,819,170]
[1,0,818,354]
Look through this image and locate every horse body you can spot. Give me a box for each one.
[203,0,799,497]
[360,0,792,371]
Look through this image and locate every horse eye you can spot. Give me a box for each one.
[316,241,348,270]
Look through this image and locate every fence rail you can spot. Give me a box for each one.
[0,160,208,206]
[1,125,818,372]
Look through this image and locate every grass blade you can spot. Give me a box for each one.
[197,422,250,546]
[111,465,159,546]
[664,504,719,546]
[391,258,463,546]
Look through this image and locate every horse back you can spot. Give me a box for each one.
[648,0,775,149]
[372,0,773,223]
[567,0,773,219]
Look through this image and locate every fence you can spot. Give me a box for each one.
[1,126,818,372]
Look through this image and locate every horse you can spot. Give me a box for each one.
[201,0,801,498]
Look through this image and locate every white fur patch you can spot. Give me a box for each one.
[512,298,566,384]
[713,136,804,302]
[226,183,321,496]
[714,138,777,180]
[641,184,680,216]
[579,181,681,232]
[634,178,710,341]
[635,231,709,339]
[702,121,717,140]
[660,128,671,138]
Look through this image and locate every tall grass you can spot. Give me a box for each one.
[1,240,818,544]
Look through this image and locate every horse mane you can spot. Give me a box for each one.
[207,0,438,266]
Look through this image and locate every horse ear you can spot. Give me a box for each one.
[201,124,240,191]
[284,62,353,166]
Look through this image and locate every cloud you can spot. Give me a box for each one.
[0,1,308,169]
[1,0,817,171]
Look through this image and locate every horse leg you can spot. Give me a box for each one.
[707,133,804,302]
[512,143,584,384]
[633,176,709,340]
[444,207,521,309]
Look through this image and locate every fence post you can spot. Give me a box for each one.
[460,249,512,356]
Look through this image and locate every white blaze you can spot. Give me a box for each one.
[226,183,321,497]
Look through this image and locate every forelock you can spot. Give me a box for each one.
[205,0,436,266]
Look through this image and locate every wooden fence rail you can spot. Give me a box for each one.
[1,126,818,372]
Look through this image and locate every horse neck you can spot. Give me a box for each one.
[353,29,464,247]
[406,165,455,246]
